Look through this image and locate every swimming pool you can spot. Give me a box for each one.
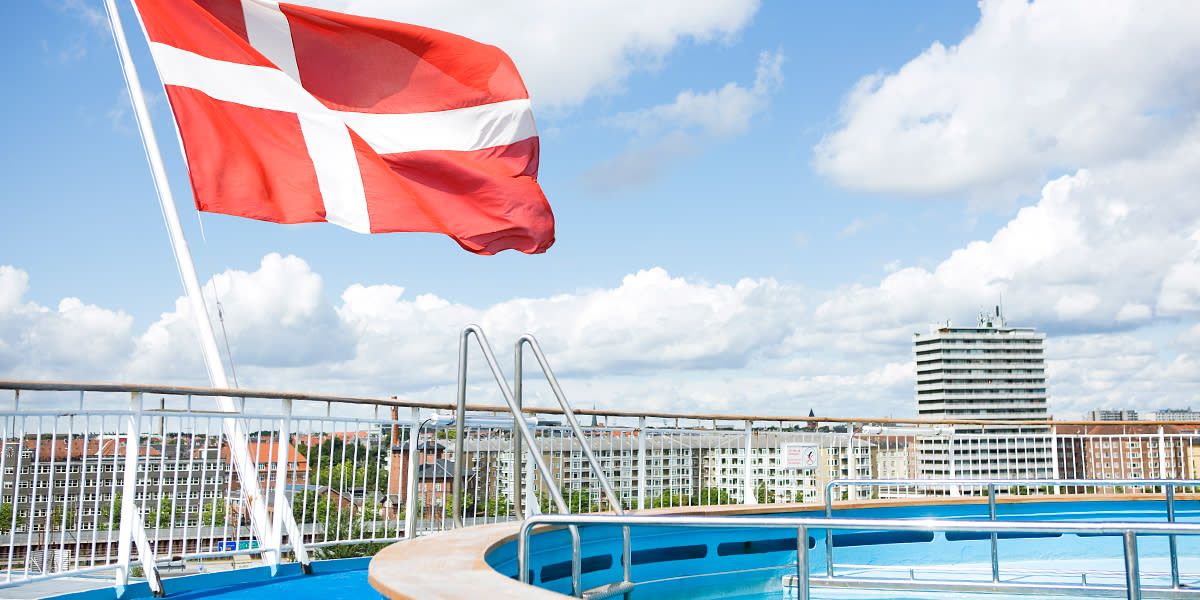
[369,496,1200,600]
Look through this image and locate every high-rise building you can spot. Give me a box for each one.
[1084,408,1139,421]
[913,308,1053,480]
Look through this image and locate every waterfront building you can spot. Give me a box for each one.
[914,309,1053,480]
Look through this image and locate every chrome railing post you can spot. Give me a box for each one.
[1168,484,1179,589]
[513,345,524,519]
[988,483,998,583]
[637,417,647,511]
[404,409,421,540]
[796,525,810,600]
[452,330,469,528]
[519,520,532,584]
[1123,530,1140,600]
[824,481,835,578]
[743,420,756,505]
[515,335,631,594]
[572,529,582,598]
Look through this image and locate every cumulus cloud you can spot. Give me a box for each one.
[0,266,134,381]
[301,0,762,108]
[814,0,1200,196]
[127,253,355,384]
[583,50,785,189]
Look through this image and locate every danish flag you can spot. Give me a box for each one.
[131,0,554,255]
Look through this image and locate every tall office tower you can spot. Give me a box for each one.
[914,307,1053,481]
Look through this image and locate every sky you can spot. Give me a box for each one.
[1,0,1198,420]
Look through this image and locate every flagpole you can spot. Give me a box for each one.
[103,0,304,574]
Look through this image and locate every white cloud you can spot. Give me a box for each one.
[612,49,784,139]
[814,124,1200,333]
[0,266,134,381]
[302,0,762,108]
[584,50,785,189]
[1115,303,1152,323]
[814,0,1200,196]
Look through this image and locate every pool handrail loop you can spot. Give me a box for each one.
[825,477,1193,589]
[455,326,585,596]
[518,513,1200,600]
[515,334,633,596]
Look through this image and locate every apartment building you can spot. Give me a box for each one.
[914,309,1053,480]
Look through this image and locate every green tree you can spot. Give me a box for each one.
[99,495,122,530]
[484,494,511,517]
[201,501,227,526]
[692,487,731,506]
[755,482,775,504]
[145,496,185,529]
[649,490,687,508]
[0,502,23,533]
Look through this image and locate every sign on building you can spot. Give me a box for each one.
[782,443,819,470]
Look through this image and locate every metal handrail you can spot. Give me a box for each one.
[515,334,633,599]
[826,478,1196,588]
[519,513,1200,600]
[14,380,1200,427]
[451,326,584,596]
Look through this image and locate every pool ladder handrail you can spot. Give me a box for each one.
[826,477,1192,589]
[519,512,1200,600]
[452,326,632,598]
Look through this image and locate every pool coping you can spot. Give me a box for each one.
[367,494,1188,600]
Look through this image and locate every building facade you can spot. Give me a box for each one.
[914,309,1053,480]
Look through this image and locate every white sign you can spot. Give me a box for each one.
[782,443,819,470]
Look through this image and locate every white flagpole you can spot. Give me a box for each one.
[103,0,306,574]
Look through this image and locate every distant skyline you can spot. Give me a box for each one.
[2,0,1198,419]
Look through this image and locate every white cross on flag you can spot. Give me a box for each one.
[131,0,554,255]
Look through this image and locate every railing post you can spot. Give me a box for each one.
[637,417,647,511]
[825,482,834,578]
[513,346,524,519]
[269,399,308,573]
[452,330,469,528]
[743,420,756,505]
[404,409,421,539]
[1168,484,1179,589]
[1123,530,1141,600]
[115,392,163,597]
[796,525,809,600]
[989,483,998,583]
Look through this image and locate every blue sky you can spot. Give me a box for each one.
[2,0,1198,419]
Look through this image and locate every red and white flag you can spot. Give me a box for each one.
[131,0,554,255]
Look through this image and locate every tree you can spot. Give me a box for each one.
[201,501,227,526]
[755,482,775,504]
[484,494,511,517]
[692,487,731,506]
[99,495,122,530]
[0,503,23,533]
[145,496,185,529]
[649,490,687,508]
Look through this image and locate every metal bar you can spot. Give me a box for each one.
[404,410,421,539]
[1124,530,1140,600]
[796,525,809,600]
[637,418,646,511]
[989,482,999,583]
[1168,485,1179,589]
[513,346,524,520]
[15,380,1196,428]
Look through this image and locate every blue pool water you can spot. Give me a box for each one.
[165,568,380,600]
[487,498,1200,599]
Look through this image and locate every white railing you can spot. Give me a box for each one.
[1,331,1199,596]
